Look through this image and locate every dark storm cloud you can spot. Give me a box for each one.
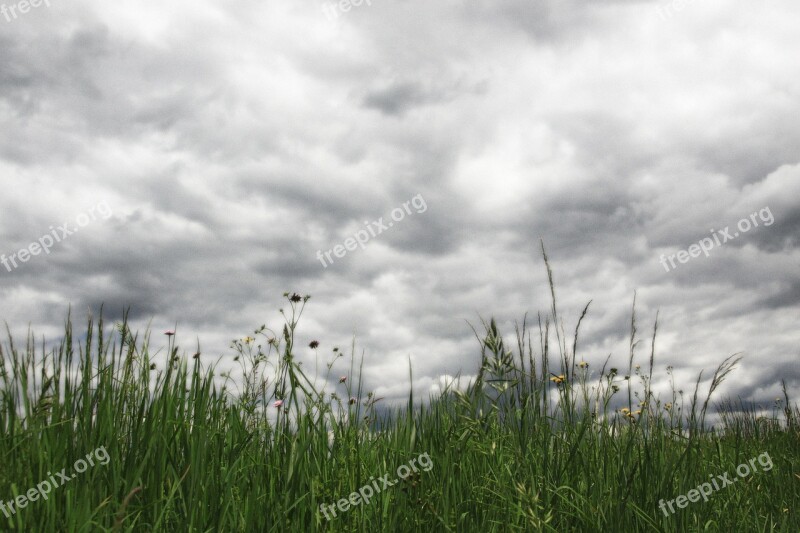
[460,0,659,43]
[361,76,486,117]
[759,280,800,310]
[0,0,798,412]
[362,81,436,117]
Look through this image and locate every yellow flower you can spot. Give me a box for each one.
[550,374,565,385]
[243,336,255,344]
[620,407,630,414]
[634,410,642,416]
[664,403,672,411]
[578,361,589,368]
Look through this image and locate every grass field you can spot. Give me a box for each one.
[1,257,798,531]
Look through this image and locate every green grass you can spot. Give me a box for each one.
[1,253,798,532]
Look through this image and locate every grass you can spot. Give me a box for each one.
[1,251,798,532]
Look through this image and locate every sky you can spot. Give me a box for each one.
[1,0,798,414]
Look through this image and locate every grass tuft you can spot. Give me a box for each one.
[1,253,798,531]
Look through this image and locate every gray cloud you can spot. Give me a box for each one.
[0,0,798,413]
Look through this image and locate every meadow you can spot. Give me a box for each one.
[1,254,798,532]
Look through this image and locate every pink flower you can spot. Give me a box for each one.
[273,400,284,408]
[339,376,347,383]
[164,330,175,336]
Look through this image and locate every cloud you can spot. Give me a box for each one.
[0,0,798,409]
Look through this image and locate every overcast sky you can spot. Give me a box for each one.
[1,0,798,412]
